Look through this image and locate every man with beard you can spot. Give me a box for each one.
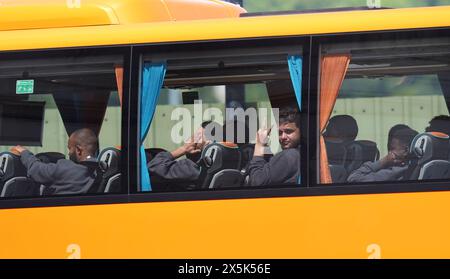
[247,105,301,186]
[10,128,99,195]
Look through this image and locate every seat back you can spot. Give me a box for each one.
[325,140,348,165]
[35,152,65,163]
[96,147,121,193]
[238,143,254,172]
[198,142,242,188]
[344,140,380,174]
[419,160,450,180]
[0,152,39,198]
[1,177,40,198]
[0,152,17,185]
[208,169,245,189]
[329,164,348,183]
[409,132,450,180]
[104,173,121,193]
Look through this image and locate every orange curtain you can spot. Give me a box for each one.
[319,54,351,183]
[114,66,124,106]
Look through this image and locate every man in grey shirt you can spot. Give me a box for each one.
[10,128,99,195]
[247,105,301,186]
[347,127,418,183]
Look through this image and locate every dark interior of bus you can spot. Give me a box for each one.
[323,37,450,184]
[0,54,123,197]
[145,47,301,191]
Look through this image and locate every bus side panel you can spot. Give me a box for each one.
[0,190,449,258]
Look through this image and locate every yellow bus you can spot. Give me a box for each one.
[0,0,450,259]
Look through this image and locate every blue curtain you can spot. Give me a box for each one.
[140,62,167,192]
[288,55,303,185]
[287,55,303,111]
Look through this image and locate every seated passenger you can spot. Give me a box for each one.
[323,114,358,143]
[347,126,418,182]
[247,105,300,186]
[148,121,218,184]
[425,115,450,135]
[323,114,358,164]
[10,128,99,195]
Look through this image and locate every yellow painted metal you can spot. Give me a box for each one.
[0,0,245,31]
[0,5,449,51]
[1,190,450,258]
[1,1,450,259]
[0,4,119,31]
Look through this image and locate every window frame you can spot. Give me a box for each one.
[133,37,311,194]
[0,46,132,209]
[1,29,450,210]
[312,27,450,188]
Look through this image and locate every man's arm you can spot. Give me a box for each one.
[18,149,58,184]
[247,149,299,186]
[148,152,201,181]
[346,160,407,182]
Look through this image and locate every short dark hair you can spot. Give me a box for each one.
[390,127,418,150]
[279,105,301,128]
[426,115,450,136]
[387,124,410,150]
[323,115,358,142]
[71,128,99,156]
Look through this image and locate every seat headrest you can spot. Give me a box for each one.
[98,147,121,173]
[35,152,65,163]
[0,152,17,181]
[324,115,359,142]
[200,142,241,171]
[410,132,450,165]
[346,140,379,161]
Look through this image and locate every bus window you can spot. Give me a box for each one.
[0,52,124,197]
[139,45,303,192]
[318,36,450,185]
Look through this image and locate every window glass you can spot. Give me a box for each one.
[140,47,303,192]
[0,53,123,197]
[319,36,450,184]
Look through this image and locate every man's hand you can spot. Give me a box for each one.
[171,128,205,159]
[380,151,407,168]
[256,127,271,147]
[254,127,272,157]
[10,145,27,156]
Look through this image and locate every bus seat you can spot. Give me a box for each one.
[1,177,40,197]
[0,152,40,198]
[35,152,65,163]
[208,169,245,189]
[344,140,380,175]
[408,132,450,180]
[323,114,358,165]
[97,147,121,193]
[325,140,348,165]
[198,142,243,188]
[238,143,255,171]
[329,164,348,183]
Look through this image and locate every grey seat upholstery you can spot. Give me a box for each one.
[208,169,245,189]
[198,142,244,189]
[329,164,348,183]
[0,152,40,198]
[96,147,121,193]
[325,140,348,165]
[409,132,450,180]
[1,177,40,197]
[344,140,380,175]
[35,152,65,163]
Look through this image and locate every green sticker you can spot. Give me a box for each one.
[16,79,34,94]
